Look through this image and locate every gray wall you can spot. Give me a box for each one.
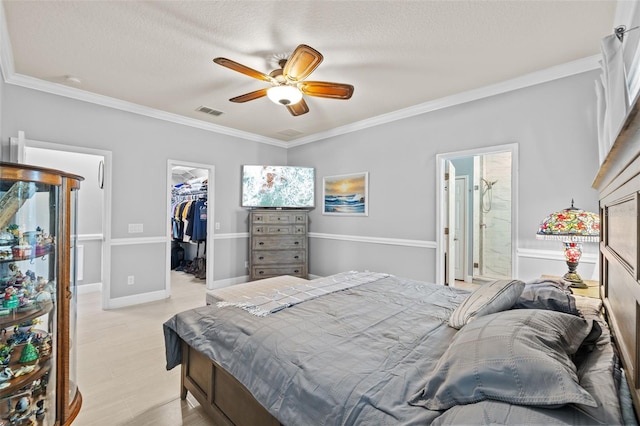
[0,83,287,301]
[0,68,602,303]
[289,71,601,283]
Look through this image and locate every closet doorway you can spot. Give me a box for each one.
[166,160,215,292]
[436,143,518,285]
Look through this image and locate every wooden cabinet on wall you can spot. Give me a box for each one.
[249,210,308,281]
[0,162,83,425]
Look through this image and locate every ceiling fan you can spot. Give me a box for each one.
[213,44,354,116]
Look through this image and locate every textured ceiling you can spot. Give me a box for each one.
[1,1,617,145]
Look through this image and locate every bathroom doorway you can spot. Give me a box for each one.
[436,143,518,285]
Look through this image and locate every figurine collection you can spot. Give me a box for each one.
[0,225,54,425]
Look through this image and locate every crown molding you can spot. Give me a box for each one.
[287,54,602,147]
[4,72,288,147]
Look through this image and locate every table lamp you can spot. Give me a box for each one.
[536,200,600,288]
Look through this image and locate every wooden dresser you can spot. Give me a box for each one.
[249,209,308,281]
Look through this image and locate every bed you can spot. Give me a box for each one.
[163,97,640,425]
[164,269,632,425]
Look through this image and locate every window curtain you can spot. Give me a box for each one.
[596,34,629,164]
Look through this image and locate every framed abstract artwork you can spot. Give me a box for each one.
[322,172,368,216]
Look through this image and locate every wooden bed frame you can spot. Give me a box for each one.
[180,340,281,425]
[177,100,640,425]
[593,94,640,421]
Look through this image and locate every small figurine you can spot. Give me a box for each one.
[6,224,19,238]
[3,287,18,309]
[17,292,32,309]
[9,395,34,424]
[19,338,39,364]
[7,263,18,277]
[13,364,36,377]
[35,399,45,419]
[0,344,11,367]
[34,279,51,302]
[0,367,13,382]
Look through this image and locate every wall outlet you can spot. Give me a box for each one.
[215,222,221,230]
[127,275,135,285]
[244,261,249,269]
[128,223,143,233]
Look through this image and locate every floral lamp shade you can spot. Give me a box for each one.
[536,200,600,288]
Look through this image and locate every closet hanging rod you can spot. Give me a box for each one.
[615,25,640,42]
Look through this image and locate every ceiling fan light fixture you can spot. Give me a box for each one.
[267,85,303,106]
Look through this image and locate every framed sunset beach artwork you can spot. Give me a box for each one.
[322,172,369,216]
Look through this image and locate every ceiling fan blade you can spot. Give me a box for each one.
[213,57,276,83]
[283,45,323,83]
[287,99,309,116]
[229,88,268,103]
[298,81,354,99]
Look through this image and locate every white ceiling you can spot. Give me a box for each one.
[0,1,618,146]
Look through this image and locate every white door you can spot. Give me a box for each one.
[454,176,468,281]
[446,161,456,286]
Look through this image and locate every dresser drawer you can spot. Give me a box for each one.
[252,250,305,265]
[252,224,306,235]
[252,212,295,224]
[252,265,307,279]
[253,236,305,250]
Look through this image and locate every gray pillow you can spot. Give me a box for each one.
[448,279,525,329]
[431,400,602,425]
[410,309,597,410]
[513,278,579,315]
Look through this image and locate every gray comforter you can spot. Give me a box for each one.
[164,275,468,425]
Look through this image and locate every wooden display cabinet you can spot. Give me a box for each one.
[0,162,83,425]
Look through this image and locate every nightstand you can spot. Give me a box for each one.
[540,275,600,299]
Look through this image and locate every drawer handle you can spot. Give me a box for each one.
[294,241,299,245]
[259,242,264,245]
[259,256,264,260]
[258,271,264,275]
[277,228,281,232]
[294,255,299,259]
[294,269,300,273]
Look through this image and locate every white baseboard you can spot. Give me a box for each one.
[211,275,250,289]
[77,282,102,294]
[105,289,169,309]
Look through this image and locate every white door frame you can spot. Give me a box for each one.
[166,160,215,291]
[15,136,113,309]
[436,143,519,285]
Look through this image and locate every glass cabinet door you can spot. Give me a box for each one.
[66,179,80,420]
[0,163,83,425]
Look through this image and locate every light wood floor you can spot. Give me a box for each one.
[73,271,213,426]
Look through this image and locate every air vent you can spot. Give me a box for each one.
[277,128,304,138]
[196,106,224,116]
